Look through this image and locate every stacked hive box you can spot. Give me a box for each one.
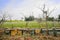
[0,29,4,36]
[17,29,23,36]
[11,29,17,36]
[4,29,11,35]
[35,29,40,35]
[30,30,35,35]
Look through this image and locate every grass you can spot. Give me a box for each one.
[0,21,60,28]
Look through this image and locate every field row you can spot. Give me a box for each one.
[0,21,60,28]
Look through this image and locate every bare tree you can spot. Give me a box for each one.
[0,14,6,28]
[0,10,10,28]
[38,4,55,35]
[38,4,55,20]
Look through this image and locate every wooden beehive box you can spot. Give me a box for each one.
[30,29,35,35]
[35,29,40,35]
[0,29,4,35]
[4,29,11,35]
[11,29,17,36]
[17,29,23,36]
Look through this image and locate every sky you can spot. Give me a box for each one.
[0,0,60,20]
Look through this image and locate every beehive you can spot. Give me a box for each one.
[35,29,40,34]
[30,30,35,35]
[17,30,23,36]
[11,29,17,36]
[4,30,11,35]
[0,30,4,35]
[0,30,4,32]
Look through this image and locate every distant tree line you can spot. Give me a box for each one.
[47,17,54,21]
[25,16,34,21]
[24,14,60,21]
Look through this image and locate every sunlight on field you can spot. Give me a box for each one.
[0,21,60,28]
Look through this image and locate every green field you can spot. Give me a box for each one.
[0,21,60,28]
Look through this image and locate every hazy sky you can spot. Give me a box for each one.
[0,0,60,20]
